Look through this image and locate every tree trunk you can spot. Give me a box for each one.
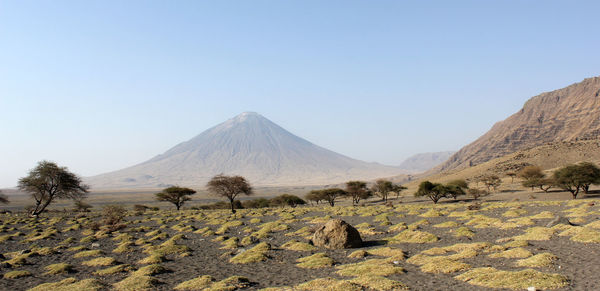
[32,197,54,217]
[229,198,236,213]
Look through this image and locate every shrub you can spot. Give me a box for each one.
[101,205,127,232]
[241,198,270,209]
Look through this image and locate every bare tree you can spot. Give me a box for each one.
[155,186,196,210]
[18,161,89,217]
[206,174,252,213]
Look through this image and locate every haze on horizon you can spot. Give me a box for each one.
[1,1,600,188]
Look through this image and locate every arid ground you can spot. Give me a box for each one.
[2,190,600,290]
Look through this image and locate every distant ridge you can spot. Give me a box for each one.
[437,76,600,173]
[398,151,455,173]
[86,112,403,189]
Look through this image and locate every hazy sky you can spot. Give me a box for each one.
[1,1,599,187]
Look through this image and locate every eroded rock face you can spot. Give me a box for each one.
[311,219,362,249]
[437,76,600,172]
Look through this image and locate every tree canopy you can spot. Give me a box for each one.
[155,186,196,210]
[345,181,372,205]
[18,161,89,216]
[206,174,252,213]
[553,162,600,199]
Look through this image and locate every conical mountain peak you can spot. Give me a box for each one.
[87,113,402,189]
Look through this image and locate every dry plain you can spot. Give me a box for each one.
[1,189,600,290]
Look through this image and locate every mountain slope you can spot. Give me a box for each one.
[398,151,455,173]
[87,112,402,189]
[438,76,600,172]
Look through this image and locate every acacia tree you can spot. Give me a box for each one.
[414,181,446,204]
[553,163,600,199]
[577,162,600,193]
[269,194,306,208]
[305,191,323,205]
[18,161,89,217]
[506,172,517,183]
[481,175,502,192]
[308,188,346,207]
[392,184,407,200]
[345,181,372,205]
[155,186,196,210]
[518,166,546,191]
[206,174,252,213]
[446,179,468,199]
[371,179,395,202]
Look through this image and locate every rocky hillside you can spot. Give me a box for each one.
[438,76,600,172]
[402,140,600,192]
[86,112,402,189]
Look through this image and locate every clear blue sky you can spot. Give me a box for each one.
[1,1,599,187]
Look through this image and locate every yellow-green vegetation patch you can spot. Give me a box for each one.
[348,276,409,290]
[388,229,438,243]
[512,227,556,241]
[137,253,165,265]
[503,240,530,248]
[336,259,404,276]
[94,264,132,276]
[529,211,556,219]
[45,263,74,274]
[216,220,244,234]
[285,226,312,238]
[367,247,405,260]
[420,258,471,274]
[229,242,270,264]
[294,277,362,291]
[113,275,160,291]
[252,221,289,238]
[502,209,527,217]
[453,227,475,238]
[132,264,168,276]
[28,278,104,291]
[174,275,214,290]
[348,250,367,258]
[489,247,532,259]
[82,256,117,266]
[113,242,134,253]
[388,222,407,232]
[4,270,31,279]
[281,240,316,251]
[143,234,190,256]
[455,267,568,290]
[420,209,443,217]
[516,253,557,267]
[569,227,600,243]
[249,218,261,224]
[206,276,252,291]
[407,219,430,230]
[296,253,334,269]
[73,249,102,258]
[433,221,460,228]
[220,237,239,250]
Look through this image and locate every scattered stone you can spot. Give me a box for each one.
[91,243,101,248]
[311,219,362,249]
[546,216,573,228]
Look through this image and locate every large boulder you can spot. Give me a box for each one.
[311,219,362,249]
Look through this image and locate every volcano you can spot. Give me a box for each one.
[87,112,402,189]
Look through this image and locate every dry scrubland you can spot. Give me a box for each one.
[2,194,600,290]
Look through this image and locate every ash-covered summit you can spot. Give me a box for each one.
[87,112,402,189]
